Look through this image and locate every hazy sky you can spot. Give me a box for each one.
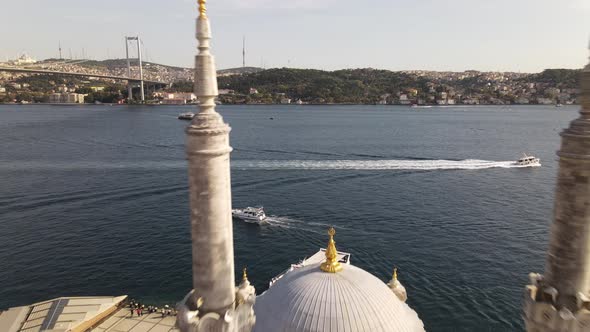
[2,0,589,72]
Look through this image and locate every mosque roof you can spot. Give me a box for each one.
[253,228,425,332]
[254,262,425,332]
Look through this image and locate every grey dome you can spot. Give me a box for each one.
[254,263,425,332]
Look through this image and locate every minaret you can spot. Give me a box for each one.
[242,36,246,68]
[176,1,255,331]
[524,49,590,331]
[388,267,408,302]
[236,268,256,305]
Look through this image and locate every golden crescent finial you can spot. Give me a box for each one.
[242,267,248,281]
[321,227,343,273]
[198,0,207,17]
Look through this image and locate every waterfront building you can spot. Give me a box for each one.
[537,97,555,105]
[218,89,234,95]
[49,93,85,104]
[516,97,531,104]
[159,92,197,104]
[523,53,590,331]
[462,97,479,105]
[399,94,411,105]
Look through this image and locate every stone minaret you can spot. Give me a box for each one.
[524,51,590,331]
[176,1,255,331]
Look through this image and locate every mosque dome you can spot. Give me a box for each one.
[253,229,425,332]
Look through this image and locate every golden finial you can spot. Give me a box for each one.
[198,0,207,17]
[320,227,343,273]
[242,267,248,282]
[393,267,398,281]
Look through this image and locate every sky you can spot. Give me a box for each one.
[1,0,589,72]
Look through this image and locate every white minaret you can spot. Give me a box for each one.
[176,1,255,331]
[387,267,408,302]
[523,48,590,331]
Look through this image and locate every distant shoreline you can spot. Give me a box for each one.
[0,102,580,107]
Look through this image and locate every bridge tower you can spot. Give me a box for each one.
[124,36,145,103]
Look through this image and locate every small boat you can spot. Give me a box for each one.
[232,207,267,224]
[178,112,195,120]
[516,154,541,167]
[555,103,563,107]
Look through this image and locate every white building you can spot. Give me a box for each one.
[9,54,37,65]
[161,92,197,104]
[537,97,554,105]
[49,93,85,104]
[399,94,411,105]
[463,98,479,105]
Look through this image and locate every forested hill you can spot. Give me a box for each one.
[215,68,582,105]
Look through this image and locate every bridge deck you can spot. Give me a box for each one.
[0,67,167,85]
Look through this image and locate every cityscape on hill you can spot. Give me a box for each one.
[0,55,582,105]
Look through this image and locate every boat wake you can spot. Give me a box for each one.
[232,159,539,171]
[263,216,298,227]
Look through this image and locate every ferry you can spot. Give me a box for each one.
[232,207,267,224]
[410,104,432,109]
[178,112,195,120]
[516,154,541,166]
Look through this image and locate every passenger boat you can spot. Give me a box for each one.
[232,207,267,224]
[178,112,195,120]
[516,154,541,166]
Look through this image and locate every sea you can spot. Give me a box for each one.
[0,104,579,331]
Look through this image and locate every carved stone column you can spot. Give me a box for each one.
[524,54,590,332]
[176,2,255,331]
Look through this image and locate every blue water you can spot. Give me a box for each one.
[0,104,578,331]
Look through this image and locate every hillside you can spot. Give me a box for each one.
[216,67,582,105]
[1,58,582,105]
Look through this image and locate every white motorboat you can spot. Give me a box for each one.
[516,154,541,167]
[178,112,195,120]
[232,207,267,224]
